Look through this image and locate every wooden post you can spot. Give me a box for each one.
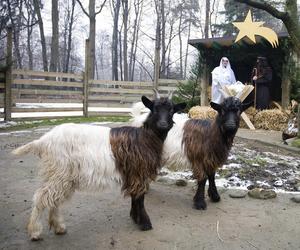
[200,64,209,106]
[83,39,90,117]
[5,26,12,121]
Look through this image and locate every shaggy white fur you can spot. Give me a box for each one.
[13,123,122,240]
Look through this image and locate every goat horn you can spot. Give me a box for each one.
[153,88,160,99]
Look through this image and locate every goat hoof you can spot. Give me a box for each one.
[194,201,207,210]
[30,235,43,241]
[208,189,221,202]
[55,227,67,235]
[140,223,152,231]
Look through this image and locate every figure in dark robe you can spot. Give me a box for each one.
[252,57,272,110]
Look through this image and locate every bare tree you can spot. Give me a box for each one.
[23,0,37,70]
[61,0,76,73]
[49,0,59,72]
[122,0,128,80]
[33,0,48,71]
[129,0,143,81]
[160,0,166,78]
[7,0,23,69]
[111,0,121,80]
[154,0,162,87]
[76,0,107,79]
[204,0,210,38]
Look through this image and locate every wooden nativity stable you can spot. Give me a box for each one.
[188,32,292,107]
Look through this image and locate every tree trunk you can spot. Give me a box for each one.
[119,29,123,81]
[50,0,59,72]
[154,0,161,88]
[112,0,121,80]
[184,21,191,79]
[89,0,96,79]
[204,0,210,38]
[65,0,75,73]
[7,0,23,69]
[27,22,33,70]
[33,0,48,71]
[178,7,183,79]
[160,0,166,78]
[129,0,143,81]
[25,1,35,70]
[122,0,129,81]
[166,22,173,78]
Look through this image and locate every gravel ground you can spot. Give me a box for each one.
[1,125,300,250]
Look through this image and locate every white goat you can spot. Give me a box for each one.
[13,94,186,241]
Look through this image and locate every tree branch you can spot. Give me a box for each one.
[234,0,288,20]
[95,0,108,16]
[134,58,153,81]
[75,0,90,17]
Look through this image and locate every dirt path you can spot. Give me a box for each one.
[1,127,300,250]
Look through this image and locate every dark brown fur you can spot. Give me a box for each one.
[183,119,234,180]
[110,126,163,198]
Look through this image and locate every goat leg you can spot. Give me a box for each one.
[193,178,207,210]
[207,172,220,202]
[136,194,152,231]
[130,195,139,224]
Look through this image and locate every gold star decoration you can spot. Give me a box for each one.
[232,10,279,48]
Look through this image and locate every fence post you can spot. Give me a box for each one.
[83,39,90,117]
[4,26,12,121]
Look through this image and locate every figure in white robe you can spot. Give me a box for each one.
[211,57,236,104]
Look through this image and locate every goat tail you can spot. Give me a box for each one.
[130,102,149,127]
[12,140,40,156]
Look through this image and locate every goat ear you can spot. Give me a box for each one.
[210,102,221,112]
[174,102,187,113]
[241,101,253,112]
[141,96,153,111]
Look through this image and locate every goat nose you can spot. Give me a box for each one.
[158,121,168,128]
[225,123,237,130]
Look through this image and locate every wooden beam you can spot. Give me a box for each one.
[12,69,83,80]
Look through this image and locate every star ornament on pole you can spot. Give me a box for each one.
[232,10,279,48]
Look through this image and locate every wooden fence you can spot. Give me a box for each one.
[1,68,185,120]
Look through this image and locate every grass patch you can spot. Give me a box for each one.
[0,116,130,132]
[291,138,300,148]
[236,155,267,167]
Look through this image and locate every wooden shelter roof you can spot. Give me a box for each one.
[188,32,289,49]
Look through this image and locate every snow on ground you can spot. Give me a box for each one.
[0,103,131,121]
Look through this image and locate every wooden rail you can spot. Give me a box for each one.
[1,68,185,120]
